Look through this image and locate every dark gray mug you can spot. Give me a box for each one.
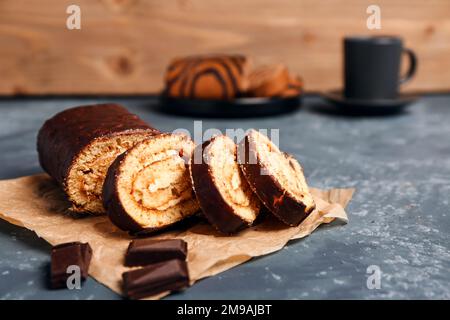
[344,36,417,100]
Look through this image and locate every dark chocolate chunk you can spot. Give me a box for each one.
[122,259,189,299]
[124,239,187,267]
[50,242,92,289]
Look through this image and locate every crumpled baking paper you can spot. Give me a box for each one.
[0,174,354,299]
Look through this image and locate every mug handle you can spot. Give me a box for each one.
[399,48,417,84]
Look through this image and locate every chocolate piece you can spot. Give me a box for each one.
[102,133,200,233]
[125,239,187,267]
[165,54,251,100]
[37,104,159,214]
[237,130,315,226]
[190,135,261,234]
[122,259,189,299]
[50,242,92,289]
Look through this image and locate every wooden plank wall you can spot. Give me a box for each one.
[0,0,449,95]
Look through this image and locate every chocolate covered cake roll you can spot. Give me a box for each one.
[237,130,315,226]
[103,133,199,233]
[165,54,251,100]
[37,104,158,214]
[190,135,260,234]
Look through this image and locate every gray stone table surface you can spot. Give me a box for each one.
[0,95,449,300]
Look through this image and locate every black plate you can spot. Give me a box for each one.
[322,90,419,115]
[158,95,302,118]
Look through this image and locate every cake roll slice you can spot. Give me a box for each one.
[190,135,260,234]
[237,130,315,226]
[103,134,199,233]
[37,104,159,214]
[247,64,290,97]
[165,54,251,100]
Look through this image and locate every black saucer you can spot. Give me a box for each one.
[322,90,418,115]
[158,95,302,118]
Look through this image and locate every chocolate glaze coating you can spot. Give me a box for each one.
[237,135,315,226]
[189,138,249,234]
[37,103,158,206]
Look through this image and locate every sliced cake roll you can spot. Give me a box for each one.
[190,135,260,234]
[37,104,159,214]
[103,134,200,233]
[237,130,315,226]
[165,54,251,100]
[247,64,290,97]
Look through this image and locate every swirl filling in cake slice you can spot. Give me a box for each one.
[238,130,315,226]
[190,135,260,234]
[102,134,200,233]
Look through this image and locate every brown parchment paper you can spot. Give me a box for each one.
[0,174,354,299]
